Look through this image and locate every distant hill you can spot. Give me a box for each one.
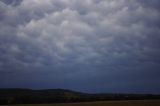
[0,88,160,105]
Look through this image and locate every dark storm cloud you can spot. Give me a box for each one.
[0,0,22,6]
[0,0,160,93]
[137,0,160,10]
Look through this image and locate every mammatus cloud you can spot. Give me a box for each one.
[0,0,160,93]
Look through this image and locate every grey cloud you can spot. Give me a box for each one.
[0,0,22,6]
[0,0,160,93]
[137,0,160,10]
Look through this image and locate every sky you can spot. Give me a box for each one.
[0,0,160,94]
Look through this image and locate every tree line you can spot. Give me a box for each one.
[0,88,160,105]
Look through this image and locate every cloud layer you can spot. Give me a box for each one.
[0,0,160,93]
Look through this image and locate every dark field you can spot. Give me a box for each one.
[1,89,160,105]
[6,100,160,106]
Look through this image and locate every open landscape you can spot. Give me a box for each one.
[1,88,160,105]
[1,0,160,106]
[5,100,160,106]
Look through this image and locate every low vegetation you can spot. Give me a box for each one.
[0,88,160,105]
[6,100,160,106]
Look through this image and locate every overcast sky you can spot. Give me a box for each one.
[0,0,160,94]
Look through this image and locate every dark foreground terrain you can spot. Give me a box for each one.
[0,88,160,105]
[5,100,160,106]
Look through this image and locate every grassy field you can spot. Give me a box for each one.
[6,100,160,106]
